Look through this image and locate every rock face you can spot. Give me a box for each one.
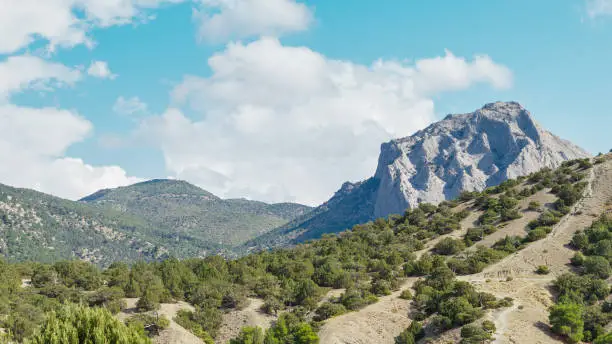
[246,102,590,249]
[372,101,589,217]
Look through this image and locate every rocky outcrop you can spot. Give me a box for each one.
[246,102,590,250]
[372,101,589,217]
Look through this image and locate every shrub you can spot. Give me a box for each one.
[526,227,548,242]
[87,287,126,314]
[394,330,415,344]
[570,252,585,267]
[125,314,170,336]
[493,236,525,253]
[584,256,612,279]
[174,307,222,339]
[536,266,550,275]
[434,238,466,255]
[481,320,496,333]
[395,321,424,344]
[27,304,151,344]
[501,208,522,222]
[399,289,413,300]
[339,288,378,311]
[261,297,282,315]
[460,324,493,344]
[594,332,612,344]
[430,315,453,333]
[264,313,319,344]
[370,279,393,296]
[230,327,265,344]
[528,201,541,211]
[549,302,584,343]
[314,302,347,321]
[439,297,483,326]
[578,159,593,170]
[137,290,160,312]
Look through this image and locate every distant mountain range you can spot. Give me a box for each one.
[0,179,310,265]
[0,101,591,263]
[244,102,590,252]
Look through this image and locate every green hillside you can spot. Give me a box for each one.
[80,179,312,249]
[1,158,607,344]
[0,180,311,265]
[0,183,164,266]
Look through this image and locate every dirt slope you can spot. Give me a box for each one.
[318,278,418,344]
[457,159,612,344]
[216,298,277,344]
[119,298,203,344]
[318,158,612,344]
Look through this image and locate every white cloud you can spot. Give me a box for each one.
[412,49,512,94]
[195,0,313,42]
[0,56,139,199]
[0,0,313,54]
[586,0,612,17]
[0,55,81,101]
[138,37,513,205]
[87,60,117,79]
[0,0,186,54]
[0,104,140,199]
[113,96,148,116]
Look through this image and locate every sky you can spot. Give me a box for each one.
[1,0,612,206]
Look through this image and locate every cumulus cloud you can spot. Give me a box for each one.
[138,38,513,205]
[412,49,512,94]
[0,104,141,199]
[195,0,313,42]
[0,0,186,54]
[0,56,140,199]
[0,55,81,100]
[113,96,148,116]
[0,0,313,54]
[87,60,117,79]
[586,0,612,17]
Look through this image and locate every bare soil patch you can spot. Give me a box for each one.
[216,298,277,344]
[119,298,203,344]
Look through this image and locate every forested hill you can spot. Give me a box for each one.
[0,182,162,265]
[80,179,312,250]
[1,156,610,344]
[0,179,310,265]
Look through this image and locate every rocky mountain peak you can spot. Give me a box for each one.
[254,102,591,248]
[373,101,589,217]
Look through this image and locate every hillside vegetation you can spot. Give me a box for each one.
[1,157,610,344]
[0,180,310,265]
[81,179,311,251]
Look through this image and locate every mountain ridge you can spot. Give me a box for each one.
[372,101,589,217]
[244,101,590,251]
[0,179,311,264]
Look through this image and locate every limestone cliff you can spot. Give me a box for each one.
[246,101,590,249]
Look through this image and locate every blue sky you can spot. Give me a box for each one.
[1,0,612,205]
